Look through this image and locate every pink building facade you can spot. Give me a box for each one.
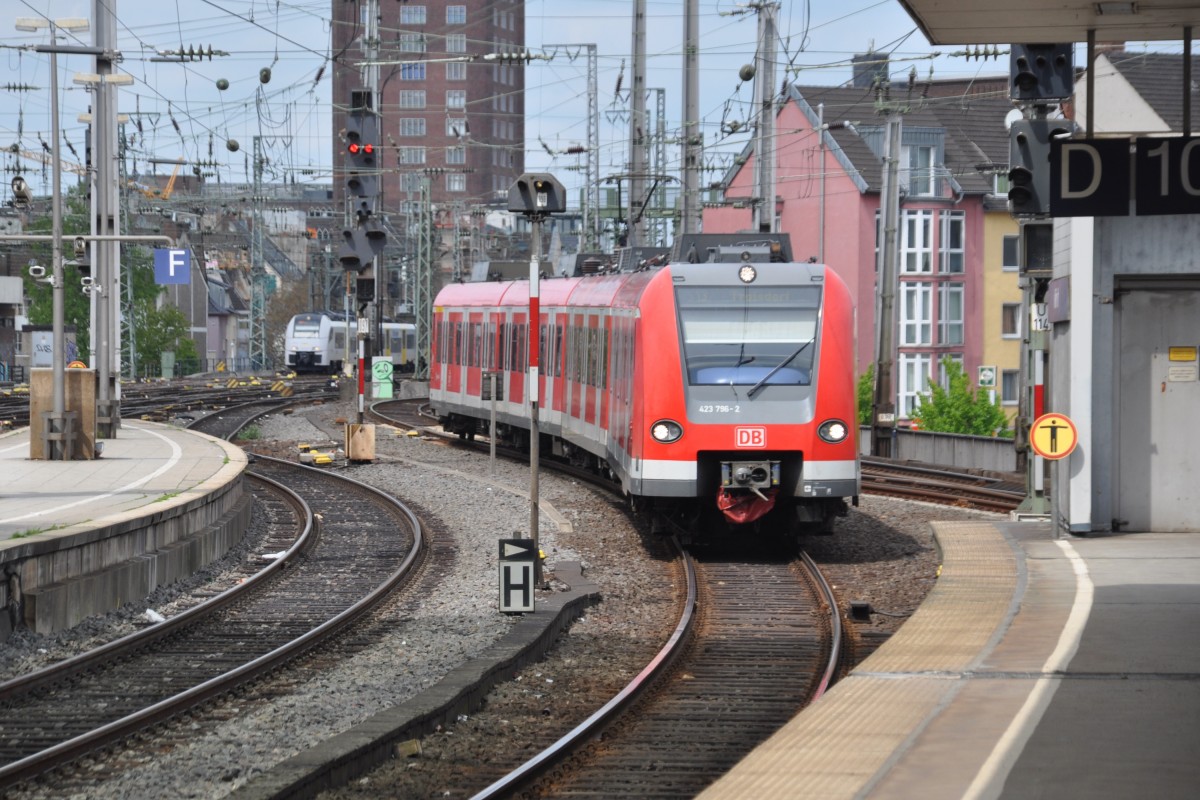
[703,83,1012,420]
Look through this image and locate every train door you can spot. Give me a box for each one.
[508,312,526,406]
[598,314,612,436]
[583,313,599,426]
[466,313,484,398]
[1115,283,1200,531]
[446,313,464,395]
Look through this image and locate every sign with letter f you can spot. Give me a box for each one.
[154,248,192,285]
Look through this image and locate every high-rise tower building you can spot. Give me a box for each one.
[331,0,526,217]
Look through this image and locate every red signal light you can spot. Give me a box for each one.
[347,142,375,156]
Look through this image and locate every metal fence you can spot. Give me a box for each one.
[860,426,1018,474]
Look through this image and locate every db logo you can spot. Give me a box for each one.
[735,426,766,448]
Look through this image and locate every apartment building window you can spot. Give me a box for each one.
[446,5,466,24]
[446,117,468,137]
[400,175,423,193]
[446,62,466,81]
[398,33,425,53]
[1002,303,1022,338]
[900,282,932,345]
[398,90,426,109]
[939,282,964,345]
[446,146,466,165]
[1002,369,1019,405]
[940,211,965,273]
[400,5,426,25]
[1002,234,1020,271]
[398,146,426,164]
[901,210,933,273]
[902,144,935,196]
[446,90,466,110]
[446,33,467,53]
[899,353,933,419]
[399,118,426,137]
[400,62,426,81]
[446,173,466,192]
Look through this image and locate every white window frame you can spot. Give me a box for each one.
[398,118,426,137]
[1002,234,1020,271]
[398,33,425,53]
[446,5,466,24]
[902,144,935,196]
[1001,369,1019,406]
[446,89,467,110]
[446,61,466,81]
[398,146,426,164]
[899,353,933,419]
[1002,302,1022,338]
[398,90,426,109]
[901,210,933,273]
[446,117,468,137]
[939,282,964,345]
[900,281,932,345]
[446,146,466,165]
[939,210,965,273]
[399,5,426,25]
[445,33,467,53]
[399,62,426,81]
[446,173,466,192]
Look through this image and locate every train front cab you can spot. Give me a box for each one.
[629,260,859,532]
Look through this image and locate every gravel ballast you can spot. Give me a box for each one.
[1,401,1001,799]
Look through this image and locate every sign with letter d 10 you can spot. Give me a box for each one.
[154,248,191,285]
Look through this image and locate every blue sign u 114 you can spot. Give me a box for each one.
[153,248,191,285]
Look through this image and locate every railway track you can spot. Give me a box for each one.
[861,456,1025,512]
[0,397,422,793]
[468,548,839,800]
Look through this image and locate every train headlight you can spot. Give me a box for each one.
[818,419,849,444]
[650,419,683,443]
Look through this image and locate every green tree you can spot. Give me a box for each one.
[22,185,93,360]
[135,304,197,376]
[23,184,168,373]
[911,358,1009,436]
[856,362,875,426]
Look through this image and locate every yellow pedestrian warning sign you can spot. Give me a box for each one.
[1030,413,1078,460]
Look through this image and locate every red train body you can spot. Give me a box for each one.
[430,253,860,536]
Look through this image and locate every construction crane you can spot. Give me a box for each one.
[15,149,183,200]
[138,159,183,200]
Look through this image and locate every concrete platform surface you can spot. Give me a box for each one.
[0,421,245,541]
[698,520,1200,800]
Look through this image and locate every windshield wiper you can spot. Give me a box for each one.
[746,339,813,399]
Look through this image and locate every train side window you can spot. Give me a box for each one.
[588,324,598,387]
[554,324,564,378]
[539,323,547,373]
[599,322,609,389]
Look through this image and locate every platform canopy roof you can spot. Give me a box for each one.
[898,1,1200,45]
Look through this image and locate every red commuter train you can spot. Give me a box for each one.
[429,236,860,537]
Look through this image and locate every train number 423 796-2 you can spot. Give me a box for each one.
[697,404,740,413]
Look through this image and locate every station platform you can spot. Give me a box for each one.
[0,421,248,636]
[699,519,1200,800]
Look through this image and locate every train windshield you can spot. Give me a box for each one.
[292,317,321,338]
[675,285,821,387]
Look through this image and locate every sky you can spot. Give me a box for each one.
[2,0,1018,202]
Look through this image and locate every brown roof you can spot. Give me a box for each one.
[1104,52,1200,132]
[789,81,1014,194]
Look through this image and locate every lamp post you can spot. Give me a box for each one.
[74,66,134,438]
[16,16,92,459]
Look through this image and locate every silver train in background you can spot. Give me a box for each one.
[283,312,417,374]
